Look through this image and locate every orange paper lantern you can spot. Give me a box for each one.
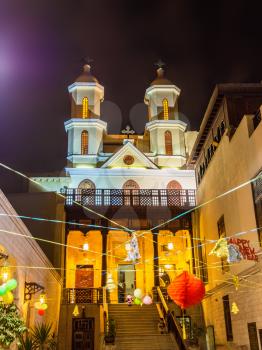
[167,271,205,309]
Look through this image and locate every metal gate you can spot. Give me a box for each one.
[72,318,94,350]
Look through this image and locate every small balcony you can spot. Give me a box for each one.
[63,288,107,304]
[63,188,196,208]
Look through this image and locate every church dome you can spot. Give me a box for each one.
[150,67,174,86]
[75,64,99,83]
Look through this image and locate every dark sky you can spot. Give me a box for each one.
[1,0,262,186]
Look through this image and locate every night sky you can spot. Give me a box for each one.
[1,0,262,190]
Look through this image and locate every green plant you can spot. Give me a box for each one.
[31,323,56,350]
[18,332,36,350]
[104,318,116,344]
[0,303,27,348]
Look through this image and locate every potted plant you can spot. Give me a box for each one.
[0,303,27,349]
[18,332,35,350]
[104,318,116,345]
[31,322,56,350]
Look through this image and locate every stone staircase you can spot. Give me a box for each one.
[108,304,178,350]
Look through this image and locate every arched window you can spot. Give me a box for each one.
[165,130,173,155]
[82,97,88,118]
[167,180,182,190]
[162,98,169,120]
[81,130,88,155]
[122,180,140,190]
[78,179,95,189]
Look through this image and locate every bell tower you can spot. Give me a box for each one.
[65,64,107,167]
[144,66,187,167]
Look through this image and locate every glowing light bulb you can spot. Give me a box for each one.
[1,267,9,282]
[39,294,45,304]
[167,242,174,250]
[164,264,172,269]
[83,243,89,251]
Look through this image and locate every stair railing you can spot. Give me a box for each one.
[102,287,109,334]
[156,287,188,350]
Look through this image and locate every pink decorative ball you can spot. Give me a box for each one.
[143,295,152,305]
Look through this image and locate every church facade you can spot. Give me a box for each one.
[31,64,198,306]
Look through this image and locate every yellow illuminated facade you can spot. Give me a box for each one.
[65,228,192,303]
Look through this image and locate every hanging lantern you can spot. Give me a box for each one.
[106,273,116,292]
[35,293,48,315]
[72,305,80,317]
[167,271,205,309]
[227,244,243,263]
[124,232,141,262]
[209,237,229,258]
[231,302,239,314]
[82,242,89,251]
[233,275,239,290]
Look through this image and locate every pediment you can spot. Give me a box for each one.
[101,141,158,169]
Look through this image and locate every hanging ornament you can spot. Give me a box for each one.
[124,232,141,262]
[38,309,45,316]
[233,275,239,290]
[231,302,239,314]
[73,305,80,317]
[1,265,9,282]
[2,291,14,304]
[167,271,205,309]
[35,293,48,315]
[142,295,152,305]
[227,244,243,263]
[134,288,143,299]
[106,273,116,292]
[134,297,142,306]
[209,237,229,258]
[5,279,18,291]
[126,295,133,306]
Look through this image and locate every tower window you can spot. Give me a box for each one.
[163,98,169,120]
[81,130,88,155]
[82,97,89,118]
[165,130,173,155]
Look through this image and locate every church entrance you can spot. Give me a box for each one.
[72,318,94,350]
[118,264,135,303]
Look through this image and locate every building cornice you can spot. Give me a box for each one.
[146,119,187,132]
[64,118,107,131]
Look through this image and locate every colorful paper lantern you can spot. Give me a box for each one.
[167,271,205,309]
[209,237,229,258]
[142,295,152,305]
[134,288,143,299]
